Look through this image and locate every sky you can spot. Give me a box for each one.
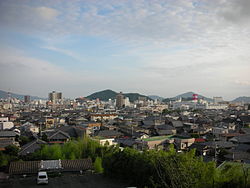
[0,0,250,100]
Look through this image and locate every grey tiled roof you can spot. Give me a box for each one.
[9,159,93,175]
[0,131,16,137]
[19,139,47,156]
[96,130,123,138]
[0,138,15,149]
[9,161,40,174]
[61,158,93,171]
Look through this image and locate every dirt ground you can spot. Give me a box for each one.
[0,173,129,188]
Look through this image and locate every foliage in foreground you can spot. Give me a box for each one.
[1,136,249,188]
[103,146,250,188]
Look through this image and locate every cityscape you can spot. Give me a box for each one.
[1,0,250,188]
[0,89,250,187]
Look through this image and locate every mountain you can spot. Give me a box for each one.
[0,90,45,100]
[86,89,117,101]
[162,91,212,102]
[86,89,150,102]
[148,95,164,101]
[124,93,150,102]
[232,96,250,103]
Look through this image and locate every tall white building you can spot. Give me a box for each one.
[124,97,130,107]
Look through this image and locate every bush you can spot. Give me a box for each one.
[94,157,104,173]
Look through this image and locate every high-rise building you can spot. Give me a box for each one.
[49,91,62,104]
[124,97,130,107]
[116,92,125,109]
[24,95,31,103]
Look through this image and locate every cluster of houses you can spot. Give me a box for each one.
[0,98,250,166]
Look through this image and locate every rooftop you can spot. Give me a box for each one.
[142,135,174,141]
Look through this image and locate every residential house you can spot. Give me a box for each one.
[0,131,19,150]
[155,124,177,136]
[90,114,118,121]
[95,130,123,138]
[19,139,47,156]
[173,136,195,151]
[0,117,14,130]
[42,130,70,144]
[21,122,39,133]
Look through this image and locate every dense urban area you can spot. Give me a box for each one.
[0,90,250,188]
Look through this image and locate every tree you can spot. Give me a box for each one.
[4,145,19,156]
[19,136,30,146]
[41,134,48,142]
[94,157,103,173]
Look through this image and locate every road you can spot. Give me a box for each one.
[0,173,127,188]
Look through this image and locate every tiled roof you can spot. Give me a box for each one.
[0,138,15,149]
[0,131,16,137]
[97,130,123,138]
[47,130,70,140]
[9,161,40,174]
[9,159,92,175]
[40,160,62,170]
[61,159,92,171]
[19,139,46,156]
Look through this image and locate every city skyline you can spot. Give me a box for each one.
[0,0,250,100]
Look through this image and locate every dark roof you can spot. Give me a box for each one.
[132,131,148,138]
[155,124,176,130]
[96,130,123,138]
[0,131,16,137]
[239,115,250,123]
[61,159,93,171]
[224,151,250,161]
[202,141,235,149]
[9,159,93,175]
[171,120,183,128]
[0,138,15,149]
[44,130,70,140]
[189,142,208,151]
[234,144,250,152]
[231,134,250,144]
[9,161,40,174]
[157,129,175,136]
[117,138,137,147]
[19,139,47,156]
[241,128,250,134]
[57,126,86,138]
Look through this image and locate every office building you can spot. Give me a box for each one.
[24,95,31,103]
[49,91,62,104]
[116,92,125,109]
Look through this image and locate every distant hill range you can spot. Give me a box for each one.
[163,92,213,102]
[148,95,164,101]
[0,90,45,100]
[86,89,150,102]
[232,96,250,103]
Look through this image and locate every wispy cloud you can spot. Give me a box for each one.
[0,0,249,99]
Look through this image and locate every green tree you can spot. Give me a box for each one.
[4,145,19,156]
[19,136,30,146]
[94,157,104,173]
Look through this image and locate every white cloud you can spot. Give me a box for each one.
[0,0,250,99]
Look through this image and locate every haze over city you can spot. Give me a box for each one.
[0,0,250,100]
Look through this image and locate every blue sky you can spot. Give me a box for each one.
[0,0,250,100]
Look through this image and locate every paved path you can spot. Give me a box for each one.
[0,174,127,188]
